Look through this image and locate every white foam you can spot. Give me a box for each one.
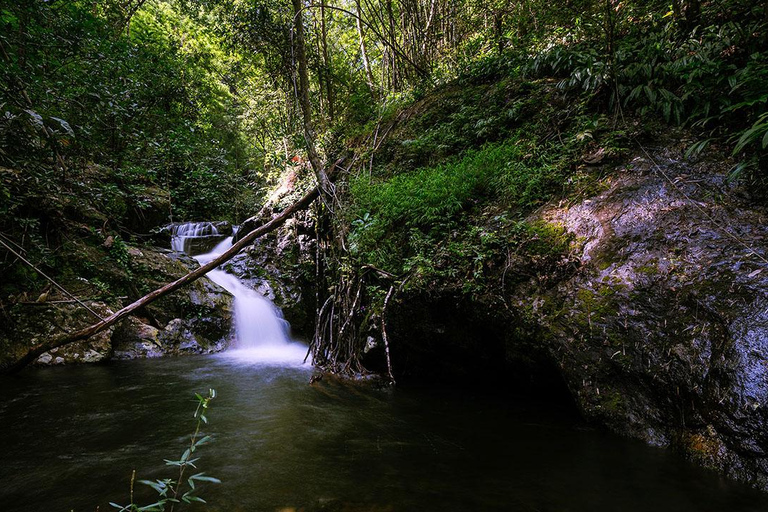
[216,344,311,367]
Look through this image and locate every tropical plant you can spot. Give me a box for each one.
[109,389,220,512]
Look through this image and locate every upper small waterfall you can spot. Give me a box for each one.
[172,222,308,365]
[171,222,224,254]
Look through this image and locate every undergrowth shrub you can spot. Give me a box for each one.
[527,16,768,180]
[347,134,567,276]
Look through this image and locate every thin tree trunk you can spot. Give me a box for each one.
[320,2,335,123]
[355,0,376,96]
[0,188,320,375]
[292,0,333,198]
[386,0,400,90]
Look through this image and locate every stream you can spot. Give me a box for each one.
[2,224,768,511]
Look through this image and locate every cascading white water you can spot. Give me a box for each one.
[171,222,221,253]
[173,224,309,365]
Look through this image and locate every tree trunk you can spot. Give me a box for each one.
[386,0,400,91]
[494,10,505,55]
[292,0,333,198]
[685,0,700,28]
[355,0,376,96]
[320,2,335,123]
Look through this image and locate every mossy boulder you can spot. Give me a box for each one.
[0,301,116,366]
[0,245,234,367]
[122,247,234,355]
[384,147,768,489]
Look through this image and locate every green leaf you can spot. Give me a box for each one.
[194,435,212,447]
[190,473,221,484]
[139,479,167,494]
[49,117,75,138]
[23,109,44,131]
[138,501,167,511]
[684,139,710,159]
[733,122,768,154]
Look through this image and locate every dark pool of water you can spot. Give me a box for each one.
[2,355,768,512]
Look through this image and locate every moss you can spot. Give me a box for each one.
[600,390,626,415]
[682,428,726,469]
[597,260,613,270]
[525,220,571,257]
[637,261,659,276]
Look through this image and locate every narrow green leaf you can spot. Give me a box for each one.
[138,501,166,511]
[190,473,221,484]
[194,435,212,447]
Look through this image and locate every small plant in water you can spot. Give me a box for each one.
[109,389,221,512]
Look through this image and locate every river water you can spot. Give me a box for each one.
[2,355,768,511]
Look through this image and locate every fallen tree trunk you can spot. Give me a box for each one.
[1,187,320,375]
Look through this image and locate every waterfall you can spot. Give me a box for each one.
[171,222,222,254]
[173,223,309,365]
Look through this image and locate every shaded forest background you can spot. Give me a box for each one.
[1,0,767,309]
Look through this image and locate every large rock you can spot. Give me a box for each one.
[121,247,234,356]
[0,301,116,366]
[111,316,164,359]
[528,150,768,487]
[386,148,768,489]
[0,245,234,368]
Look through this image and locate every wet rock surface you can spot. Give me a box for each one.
[119,247,234,357]
[153,221,233,247]
[531,151,768,486]
[387,148,768,489]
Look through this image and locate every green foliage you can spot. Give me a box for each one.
[526,7,768,181]
[109,389,220,512]
[108,235,131,272]
[0,0,264,222]
[347,129,567,276]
